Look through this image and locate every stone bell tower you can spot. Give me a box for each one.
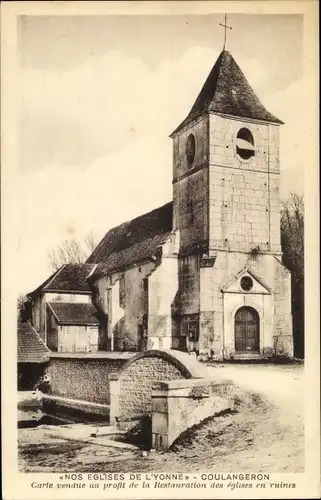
[171,50,293,360]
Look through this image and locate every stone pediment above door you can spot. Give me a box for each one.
[221,268,271,295]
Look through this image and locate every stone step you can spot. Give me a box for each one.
[231,353,264,361]
[32,423,138,450]
[40,423,130,442]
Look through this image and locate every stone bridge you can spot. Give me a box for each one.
[109,349,234,450]
[44,349,233,449]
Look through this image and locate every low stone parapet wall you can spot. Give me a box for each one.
[43,394,110,423]
[43,350,234,444]
[109,349,209,425]
[151,378,234,450]
[46,352,135,405]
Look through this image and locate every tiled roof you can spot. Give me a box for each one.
[29,263,96,295]
[86,202,173,273]
[48,302,100,325]
[18,322,50,363]
[171,50,283,135]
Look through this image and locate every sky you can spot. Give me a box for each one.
[17,13,304,295]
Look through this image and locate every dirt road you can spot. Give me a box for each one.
[201,363,305,472]
[18,363,304,473]
[207,363,304,406]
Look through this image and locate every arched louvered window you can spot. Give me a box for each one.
[236,128,255,160]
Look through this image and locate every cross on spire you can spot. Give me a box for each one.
[219,14,232,50]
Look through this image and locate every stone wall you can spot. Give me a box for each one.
[92,261,156,351]
[209,115,279,173]
[46,354,134,405]
[173,169,208,251]
[118,357,183,419]
[178,253,200,314]
[170,113,290,359]
[208,114,281,254]
[208,165,278,252]
[273,258,293,356]
[92,236,179,351]
[175,253,201,350]
[172,117,209,252]
[177,249,292,359]
[152,378,234,450]
[172,117,209,186]
[148,239,179,349]
[172,114,282,255]
[198,251,293,358]
[110,350,208,425]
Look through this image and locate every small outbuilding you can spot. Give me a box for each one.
[17,322,50,390]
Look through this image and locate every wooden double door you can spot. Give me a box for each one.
[235,306,259,353]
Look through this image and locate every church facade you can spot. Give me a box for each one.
[27,49,293,360]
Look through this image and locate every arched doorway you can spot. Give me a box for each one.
[235,306,259,353]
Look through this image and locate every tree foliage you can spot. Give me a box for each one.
[17,295,31,323]
[281,192,304,358]
[47,231,97,272]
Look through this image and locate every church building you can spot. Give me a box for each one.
[27,49,293,361]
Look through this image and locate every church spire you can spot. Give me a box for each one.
[171,50,283,137]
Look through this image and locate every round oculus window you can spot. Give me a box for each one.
[240,276,253,291]
[186,134,196,165]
